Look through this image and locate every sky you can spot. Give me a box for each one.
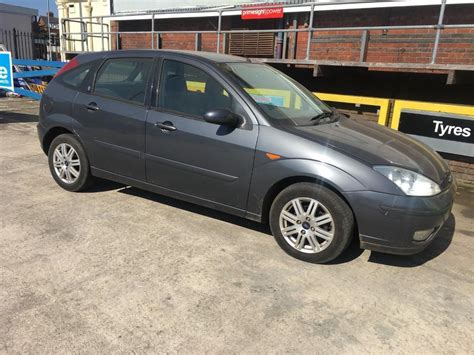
[1,0,58,16]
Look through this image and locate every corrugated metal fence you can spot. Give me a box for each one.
[0,28,60,60]
[0,28,33,59]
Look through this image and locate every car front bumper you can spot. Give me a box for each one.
[344,182,456,255]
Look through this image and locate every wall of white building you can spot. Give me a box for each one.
[56,0,111,59]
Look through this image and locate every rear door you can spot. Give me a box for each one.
[73,56,154,180]
[145,57,259,212]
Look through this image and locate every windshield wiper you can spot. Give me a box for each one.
[310,111,334,122]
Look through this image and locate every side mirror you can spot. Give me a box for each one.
[203,108,240,126]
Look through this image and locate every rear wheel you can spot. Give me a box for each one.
[269,182,354,263]
[48,134,93,192]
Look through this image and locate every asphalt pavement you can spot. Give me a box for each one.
[1,98,473,353]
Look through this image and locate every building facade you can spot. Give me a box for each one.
[0,3,38,59]
[56,1,474,73]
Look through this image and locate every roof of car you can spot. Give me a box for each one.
[77,49,250,65]
[165,50,249,63]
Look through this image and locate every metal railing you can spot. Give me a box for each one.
[1,28,61,60]
[59,0,474,65]
[61,18,110,53]
[1,29,34,59]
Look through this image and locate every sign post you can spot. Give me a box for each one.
[0,51,14,92]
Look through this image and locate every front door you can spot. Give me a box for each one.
[145,58,258,211]
[73,57,153,180]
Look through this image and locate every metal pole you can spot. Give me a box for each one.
[79,0,84,51]
[195,33,201,51]
[101,17,104,50]
[47,0,52,60]
[107,24,110,50]
[291,17,297,59]
[216,10,222,53]
[359,30,369,62]
[30,32,34,59]
[151,13,155,49]
[223,32,226,54]
[305,4,314,60]
[12,29,18,58]
[431,0,447,64]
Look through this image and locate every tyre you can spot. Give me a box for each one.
[48,133,93,192]
[269,182,354,263]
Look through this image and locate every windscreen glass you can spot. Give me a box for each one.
[221,63,335,126]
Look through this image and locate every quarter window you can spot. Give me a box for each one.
[158,60,245,119]
[94,58,153,104]
[60,63,93,88]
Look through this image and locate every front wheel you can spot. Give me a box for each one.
[269,183,354,263]
[48,133,93,192]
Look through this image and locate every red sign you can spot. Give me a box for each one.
[241,7,284,20]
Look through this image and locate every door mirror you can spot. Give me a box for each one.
[203,108,240,126]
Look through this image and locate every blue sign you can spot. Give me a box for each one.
[0,52,13,91]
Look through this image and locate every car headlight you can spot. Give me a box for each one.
[373,166,441,197]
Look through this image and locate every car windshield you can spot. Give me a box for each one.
[220,62,334,126]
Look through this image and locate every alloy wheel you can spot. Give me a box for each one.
[52,143,81,184]
[279,197,335,254]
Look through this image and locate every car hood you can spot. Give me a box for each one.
[289,117,449,183]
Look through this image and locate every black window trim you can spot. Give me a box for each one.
[152,56,256,129]
[91,56,155,107]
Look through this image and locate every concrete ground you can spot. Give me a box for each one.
[1,98,473,353]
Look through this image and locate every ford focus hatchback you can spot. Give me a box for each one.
[38,50,456,263]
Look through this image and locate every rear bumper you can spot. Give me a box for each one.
[345,183,456,255]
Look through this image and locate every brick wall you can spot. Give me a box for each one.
[110,21,118,50]
[291,4,474,65]
[113,5,474,66]
[448,160,474,185]
[113,17,229,52]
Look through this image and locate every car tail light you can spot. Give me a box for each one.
[55,57,79,78]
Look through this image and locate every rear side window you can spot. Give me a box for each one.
[93,58,153,104]
[60,63,93,88]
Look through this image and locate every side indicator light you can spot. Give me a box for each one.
[266,153,281,160]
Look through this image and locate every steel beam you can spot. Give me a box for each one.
[217,10,222,53]
[305,4,314,60]
[431,0,447,64]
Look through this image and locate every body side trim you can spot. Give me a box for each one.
[90,167,246,217]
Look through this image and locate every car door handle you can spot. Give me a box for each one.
[154,121,177,132]
[86,102,99,111]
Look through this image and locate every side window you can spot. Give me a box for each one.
[93,58,153,104]
[60,63,93,88]
[158,60,245,119]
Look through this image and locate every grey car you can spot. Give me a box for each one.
[37,50,456,263]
